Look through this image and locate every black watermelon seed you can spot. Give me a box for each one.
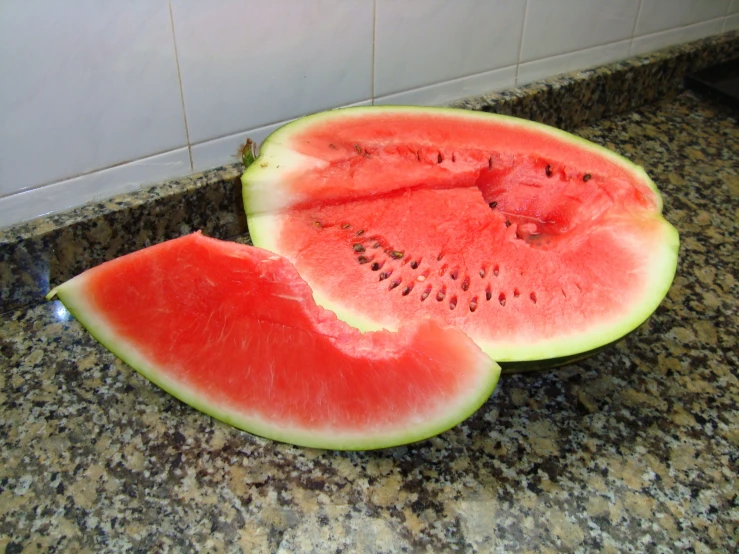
[486,287,492,301]
[488,201,498,209]
[530,292,537,304]
[421,287,431,301]
[353,244,365,253]
[410,261,419,269]
[545,164,553,177]
[479,268,486,278]
[469,297,479,312]
[436,289,446,301]
[402,286,412,296]
[437,152,443,163]
[583,173,591,182]
[461,277,470,291]
[449,296,457,310]
[390,251,404,259]
[371,262,381,271]
[329,143,337,149]
[357,256,369,264]
[488,156,493,170]
[450,269,459,280]
[379,271,391,281]
[505,220,511,227]
[389,280,401,290]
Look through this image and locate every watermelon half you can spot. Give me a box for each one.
[242,107,679,369]
[47,233,500,450]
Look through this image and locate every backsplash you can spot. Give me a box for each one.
[2,0,738,228]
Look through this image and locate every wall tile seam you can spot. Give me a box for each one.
[514,0,531,89]
[518,15,730,66]
[168,0,194,173]
[629,0,646,61]
[0,146,192,202]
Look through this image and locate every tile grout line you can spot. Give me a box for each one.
[0,146,193,201]
[521,38,634,67]
[371,0,377,105]
[630,0,645,56]
[518,19,728,70]
[515,0,530,86]
[631,16,731,54]
[374,65,517,103]
[168,0,194,172]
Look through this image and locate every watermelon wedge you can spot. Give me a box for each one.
[242,106,679,368]
[47,233,500,450]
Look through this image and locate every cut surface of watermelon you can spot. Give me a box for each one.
[47,233,499,450]
[242,106,679,366]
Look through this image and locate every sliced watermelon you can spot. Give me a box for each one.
[242,106,679,368]
[47,233,500,450]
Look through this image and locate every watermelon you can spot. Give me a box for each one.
[241,106,679,369]
[47,233,500,450]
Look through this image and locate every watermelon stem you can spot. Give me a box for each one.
[237,138,259,168]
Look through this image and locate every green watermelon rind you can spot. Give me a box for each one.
[241,106,679,368]
[48,275,500,451]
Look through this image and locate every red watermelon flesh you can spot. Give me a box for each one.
[47,232,499,450]
[242,107,679,366]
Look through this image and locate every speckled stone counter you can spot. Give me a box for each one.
[2,47,739,553]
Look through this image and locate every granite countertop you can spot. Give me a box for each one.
[2,54,739,553]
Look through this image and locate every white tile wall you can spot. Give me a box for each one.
[171,0,374,144]
[518,40,632,86]
[374,0,525,97]
[724,0,739,31]
[1,0,736,228]
[2,149,191,226]
[0,1,187,197]
[631,18,726,56]
[520,0,641,62]
[727,14,739,32]
[374,67,516,107]
[635,0,731,35]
